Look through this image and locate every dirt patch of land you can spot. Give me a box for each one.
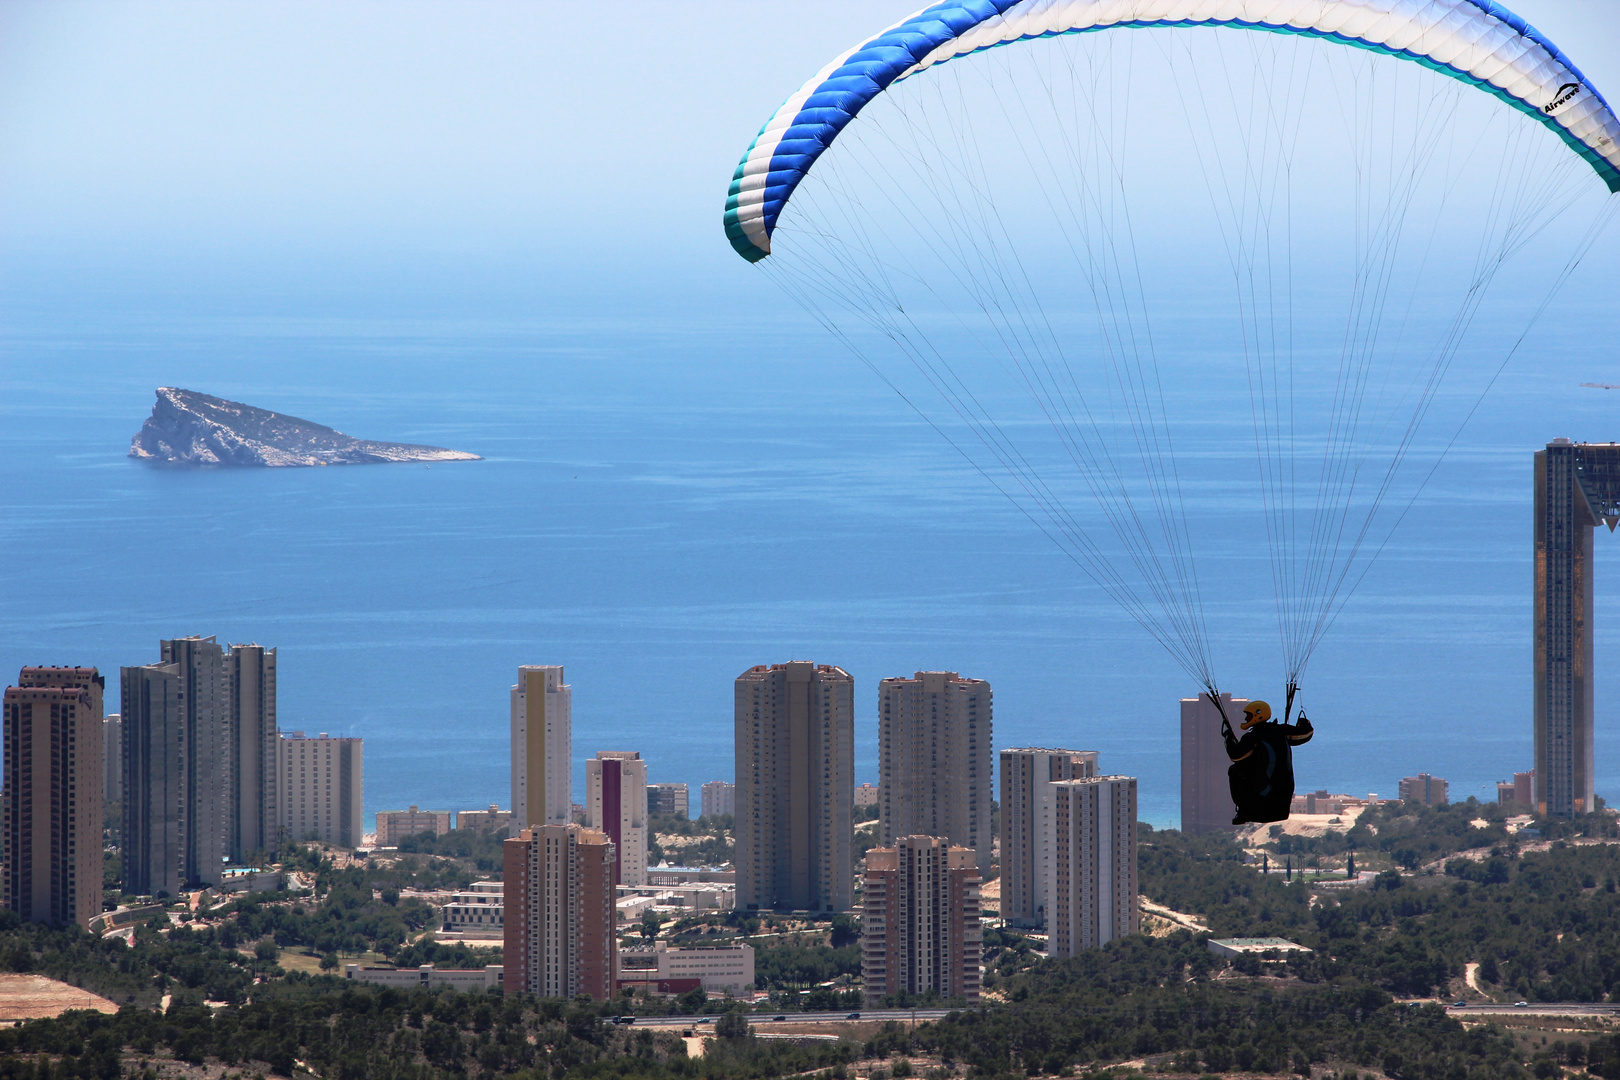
[978,877,1001,915]
[0,973,119,1022]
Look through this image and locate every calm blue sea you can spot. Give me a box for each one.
[3,268,1619,831]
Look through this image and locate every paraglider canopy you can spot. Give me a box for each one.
[726,0,1620,264]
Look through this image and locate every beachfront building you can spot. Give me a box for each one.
[458,804,516,833]
[1399,774,1449,806]
[278,732,362,848]
[700,780,735,819]
[647,783,688,818]
[376,805,450,846]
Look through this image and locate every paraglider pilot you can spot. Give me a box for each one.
[1222,698,1313,825]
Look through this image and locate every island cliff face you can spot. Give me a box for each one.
[130,388,481,467]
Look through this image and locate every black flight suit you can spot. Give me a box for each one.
[1225,715,1314,824]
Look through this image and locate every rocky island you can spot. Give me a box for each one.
[129,387,481,467]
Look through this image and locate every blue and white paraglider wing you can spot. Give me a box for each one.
[724,0,1620,263]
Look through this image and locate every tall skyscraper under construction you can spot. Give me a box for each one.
[1534,439,1620,817]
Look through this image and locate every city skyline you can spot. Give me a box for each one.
[7,640,1527,831]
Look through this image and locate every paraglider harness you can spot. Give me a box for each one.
[1207,684,1314,826]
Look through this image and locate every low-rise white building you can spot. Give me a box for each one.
[1207,937,1311,959]
[617,894,660,922]
[344,964,503,991]
[441,880,504,938]
[618,882,734,912]
[618,941,754,995]
[647,865,735,886]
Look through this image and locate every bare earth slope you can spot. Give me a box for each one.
[0,973,118,1021]
[130,388,481,467]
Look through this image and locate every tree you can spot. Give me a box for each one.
[639,910,664,942]
[714,1008,751,1039]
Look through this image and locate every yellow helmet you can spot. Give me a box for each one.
[1242,700,1272,729]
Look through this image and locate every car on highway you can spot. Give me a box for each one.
[846,1012,861,1020]
[772,1016,787,1022]
[1515,1001,1529,1007]
[1452,1001,1467,1008]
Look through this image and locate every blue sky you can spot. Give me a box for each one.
[2,0,1616,311]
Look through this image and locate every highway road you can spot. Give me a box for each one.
[1440,1003,1620,1018]
[619,1008,957,1029]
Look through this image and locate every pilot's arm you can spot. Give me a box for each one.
[1225,725,1253,762]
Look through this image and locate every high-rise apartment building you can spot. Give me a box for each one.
[1046,775,1138,957]
[122,658,184,896]
[700,780,735,819]
[511,666,572,830]
[503,824,616,1000]
[586,751,648,886]
[735,661,854,912]
[861,835,981,1006]
[1399,774,1449,806]
[1180,693,1248,835]
[226,643,277,862]
[647,783,688,818]
[4,668,105,928]
[166,636,229,882]
[376,806,451,846]
[104,713,122,812]
[999,748,1098,929]
[878,671,993,873]
[277,732,362,848]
